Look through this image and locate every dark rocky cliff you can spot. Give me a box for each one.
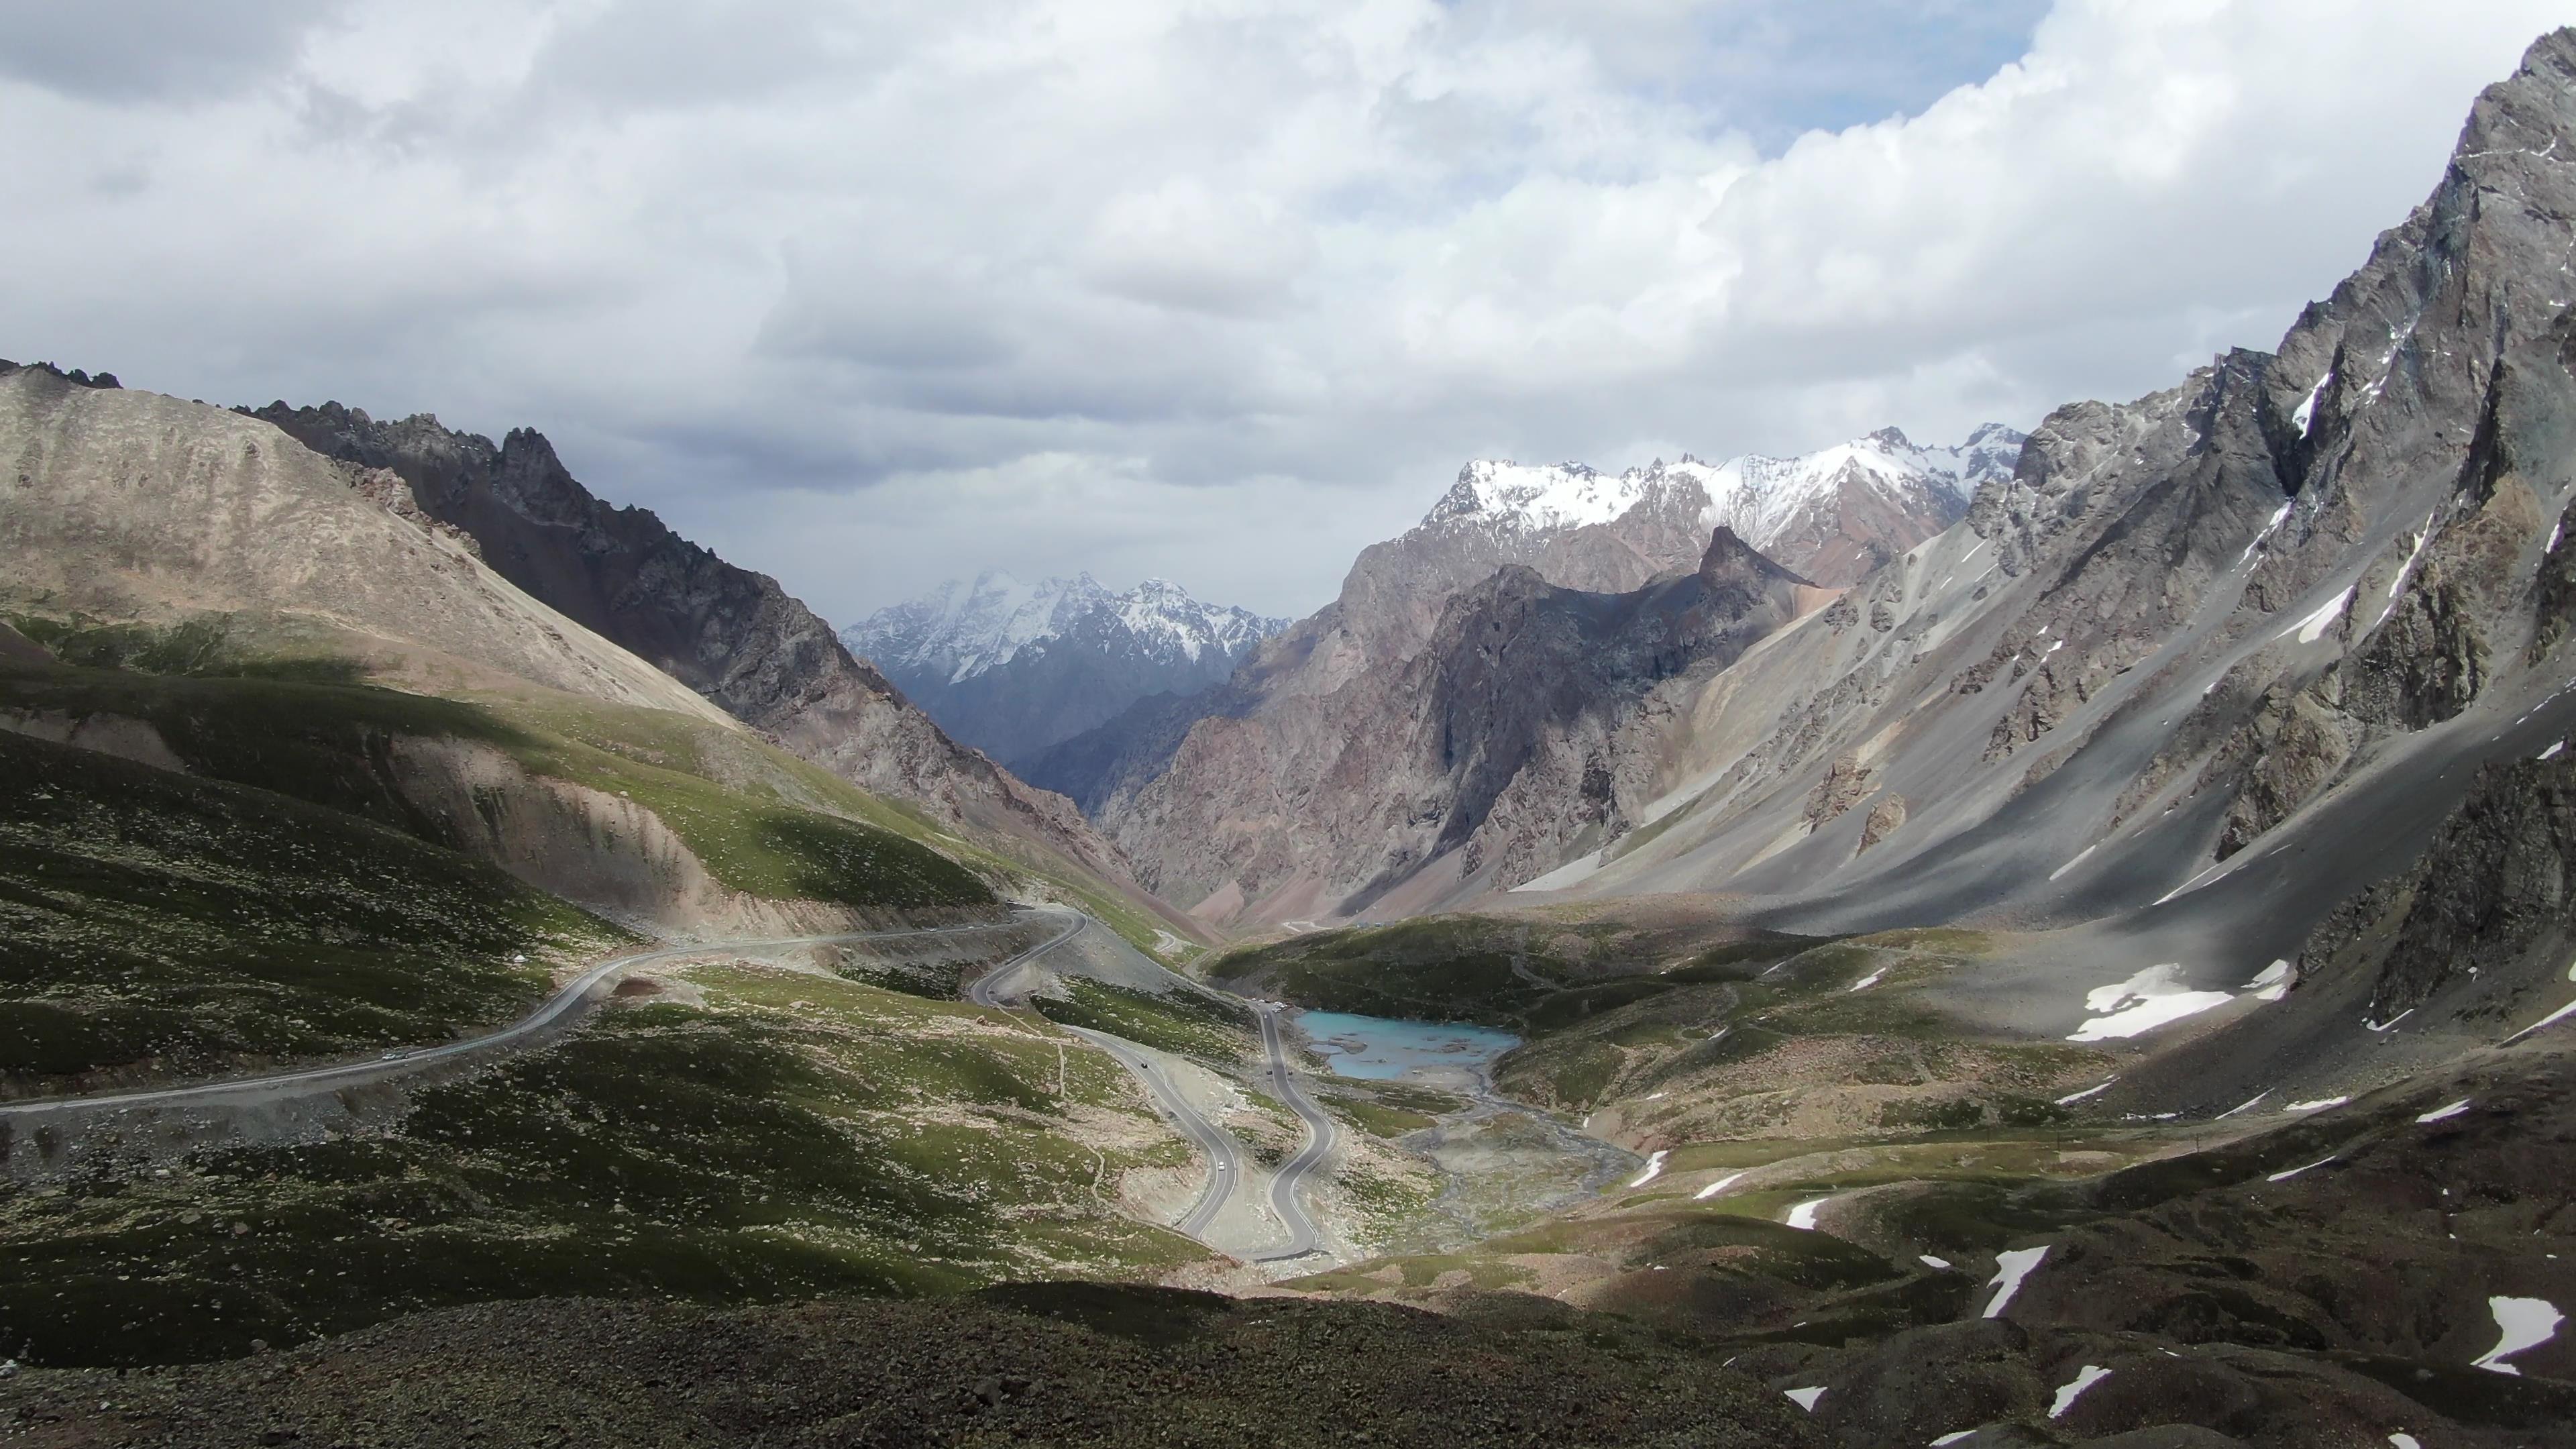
[248,402,1157,902]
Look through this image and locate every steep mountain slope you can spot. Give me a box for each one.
[0,382,1222,1354]
[0,366,722,723]
[245,400,1202,949]
[1022,426,2013,827]
[1097,530,1815,924]
[1503,28,2576,1107]
[844,572,1286,767]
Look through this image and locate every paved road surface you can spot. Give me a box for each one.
[962,912,1240,1240]
[1,920,1026,1120]
[19,904,1338,1265]
[1250,1004,1338,1262]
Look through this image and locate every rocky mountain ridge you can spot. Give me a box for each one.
[1088,528,1817,924]
[244,400,1192,937]
[844,571,1287,766]
[1431,423,2023,589]
[0,368,725,723]
[1023,423,2004,918]
[1481,26,2576,1115]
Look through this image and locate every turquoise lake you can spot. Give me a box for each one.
[1291,1009,1521,1082]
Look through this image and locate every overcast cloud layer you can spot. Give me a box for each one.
[1,1,2565,623]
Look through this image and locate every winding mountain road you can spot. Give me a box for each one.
[15,903,1340,1265]
[963,911,1336,1260]
[962,912,1244,1242]
[7,912,1046,1119]
[1250,1003,1338,1262]
[1,920,1028,1121]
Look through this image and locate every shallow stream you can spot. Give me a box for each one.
[1285,1008,1638,1254]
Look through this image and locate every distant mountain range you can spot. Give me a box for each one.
[1430,423,2025,590]
[1015,423,2021,915]
[843,573,1289,769]
[241,400,1195,939]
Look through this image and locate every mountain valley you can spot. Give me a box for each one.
[845,572,1287,769]
[4,25,2576,1449]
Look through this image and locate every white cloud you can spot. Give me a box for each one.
[0,0,2563,625]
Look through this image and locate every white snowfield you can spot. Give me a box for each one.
[1627,1149,1668,1188]
[2284,1096,2349,1113]
[1785,1196,1831,1230]
[1694,1170,1750,1201]
[2047,1364,2112,1418]
[2216,1091,2271,1120]
[2244,960,2294,1002]
[2068,964,2237,1042]
[2503,994,2576,1046]
[1982,1245,2049,1318]
[2279,584,2357,645]
[2055,1075,2118,1106]
[2416,1098,2473,1124]
[2471,1295,2563,1375]
[1424,423,2023,564]
[1782,1387,1827,1411]
[2266,1155,2337,1183]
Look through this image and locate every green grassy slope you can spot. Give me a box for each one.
[0,730,627,1090]
[1209,912,1819,1030]
[5,611,1200,958]
[0,657,995,916]
[0,966,1210,1366]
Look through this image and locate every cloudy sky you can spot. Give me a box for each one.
[3,1,2565,625]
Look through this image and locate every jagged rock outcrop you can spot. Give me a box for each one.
[1025,427,1998,826]
[1096,528,1811,921]
[247,401,1154,900]
[0,368,722,720]
[1517,26,2576,1004]
[1856,794,1907,853]
[2301,750,2576,1023]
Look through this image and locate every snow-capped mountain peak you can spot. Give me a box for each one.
[844,572,1289,687]
[1425,460,1644,533]
[841,571,1293,766]
[1419,424,2027,586]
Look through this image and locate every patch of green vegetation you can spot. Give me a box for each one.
[1527,1039,1625,1110]
[5,612,365,686]
[1214,913,1788,1033]
[1028,979,1255,1065]
[1877,1096,1987,1132]
[1520,977,1683,1032]
[0,970,1210,1367]
[1665,932,1831,982]
[0,731,625,1087]
[1868,1180,2092,1253]
[1634,1211,1900,1292]
[0,662,993,914]
[1318,1091,1440,1138]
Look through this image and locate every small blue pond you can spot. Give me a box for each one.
[1292,1009,1521,1082]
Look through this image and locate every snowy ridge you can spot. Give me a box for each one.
[1422,423,2025,570]
[844,570,1289,685]
[1695,423,2023,543]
